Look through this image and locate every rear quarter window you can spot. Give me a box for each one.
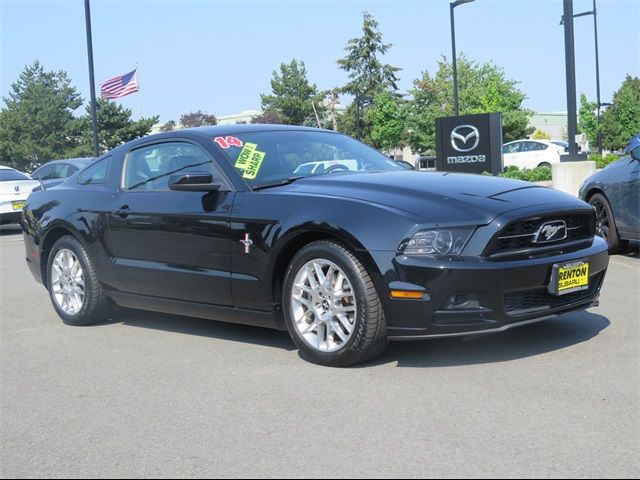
[78,157,111,185]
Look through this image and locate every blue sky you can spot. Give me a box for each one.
[1,0,638,123]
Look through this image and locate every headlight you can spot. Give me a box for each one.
[401,227,475,255]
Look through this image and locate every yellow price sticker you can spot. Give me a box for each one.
[235,143,257,169]
[242,150,266,180]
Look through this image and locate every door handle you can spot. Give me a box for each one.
[113,205,132,218]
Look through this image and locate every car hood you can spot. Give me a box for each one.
[281,171,583,225]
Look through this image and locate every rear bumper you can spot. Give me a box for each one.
[0,211,22,225]
[379,236,609,339]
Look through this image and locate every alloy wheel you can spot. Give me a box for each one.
[51,248,85,315]
[290,259,357,353]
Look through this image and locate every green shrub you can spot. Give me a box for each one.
[588,153,621,169]
[497,165,552,182]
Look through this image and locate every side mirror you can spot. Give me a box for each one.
[631,146,640,161]
[169,172,227,192]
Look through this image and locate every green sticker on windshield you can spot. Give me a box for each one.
[242,150,265,180]
[235,143,258,169]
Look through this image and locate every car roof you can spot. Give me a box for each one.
[34,157,93,169]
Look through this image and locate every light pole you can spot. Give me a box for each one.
[561,0,603,154]
[450,0,475,116]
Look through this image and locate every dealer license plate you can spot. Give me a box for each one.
[11,201,25,211]
[549,260,590,296]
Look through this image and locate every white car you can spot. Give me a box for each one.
[502,140,568,170]
[0,166,40,225]
[293,159,359,175]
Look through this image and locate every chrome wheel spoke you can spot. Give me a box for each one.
[51,249,85,316]
[291,258,357,354]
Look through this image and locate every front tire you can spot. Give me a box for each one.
[282,241,388,367]
[589,193,626,253]
[47,235,111,326]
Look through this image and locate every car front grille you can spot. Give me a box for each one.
[485,212,595,259]
[504,272,603,317]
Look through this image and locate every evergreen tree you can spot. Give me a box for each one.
[70,98,158,156]
[0,61,83,170]
[260,59,320,125]
[337,12,401,143]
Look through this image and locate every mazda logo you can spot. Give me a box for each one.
[534,220,567,244]
[451,125,480,153]
[14,186,20,192]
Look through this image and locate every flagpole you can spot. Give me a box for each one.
[84,0,99,157]
[136,62,141,119]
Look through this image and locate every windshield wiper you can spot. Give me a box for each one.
[252,176,306,191]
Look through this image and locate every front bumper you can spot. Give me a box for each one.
[379,236,609,339]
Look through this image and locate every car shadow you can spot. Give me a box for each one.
[0,225,23,236]
[107,308,297,351]
[364,311,610,368]
[621,240,639,258]
[105,308,609,368]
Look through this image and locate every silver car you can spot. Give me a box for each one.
[579,137,640,252]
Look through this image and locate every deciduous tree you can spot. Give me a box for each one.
[407,55,532,154]
[601,75,640,151]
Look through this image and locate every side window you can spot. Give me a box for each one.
[123,142,213,191]
[503,142,522,154]
[78,157,111,185]
[523,141,541,152]
[34,164,55,180]
[54,164,74,179]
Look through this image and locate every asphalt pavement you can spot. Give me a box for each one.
[1,224,638,478]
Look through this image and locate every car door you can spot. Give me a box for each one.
[620,157,640,237]
[520,141,545,169]
[105,139,235,306]
[502,141,523,168]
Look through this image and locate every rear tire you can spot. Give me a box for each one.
[537,162,552,169]
[282,241,388,367]
[47,235,111,326]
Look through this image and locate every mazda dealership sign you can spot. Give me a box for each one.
[435,113,504,175]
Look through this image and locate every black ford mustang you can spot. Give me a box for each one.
[22,125,609,366]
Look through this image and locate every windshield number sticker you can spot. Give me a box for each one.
[214,136,243,149]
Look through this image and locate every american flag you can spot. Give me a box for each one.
[100,69,139,99]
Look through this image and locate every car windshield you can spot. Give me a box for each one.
[0,169,31,181]
[211,130,404,188]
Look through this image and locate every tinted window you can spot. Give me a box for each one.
[0,169,31,181]
[123,142,213,191]
[54,163,77,179]
[212,131,403,188]
[78,157,111,185]
[32,164,56,180]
